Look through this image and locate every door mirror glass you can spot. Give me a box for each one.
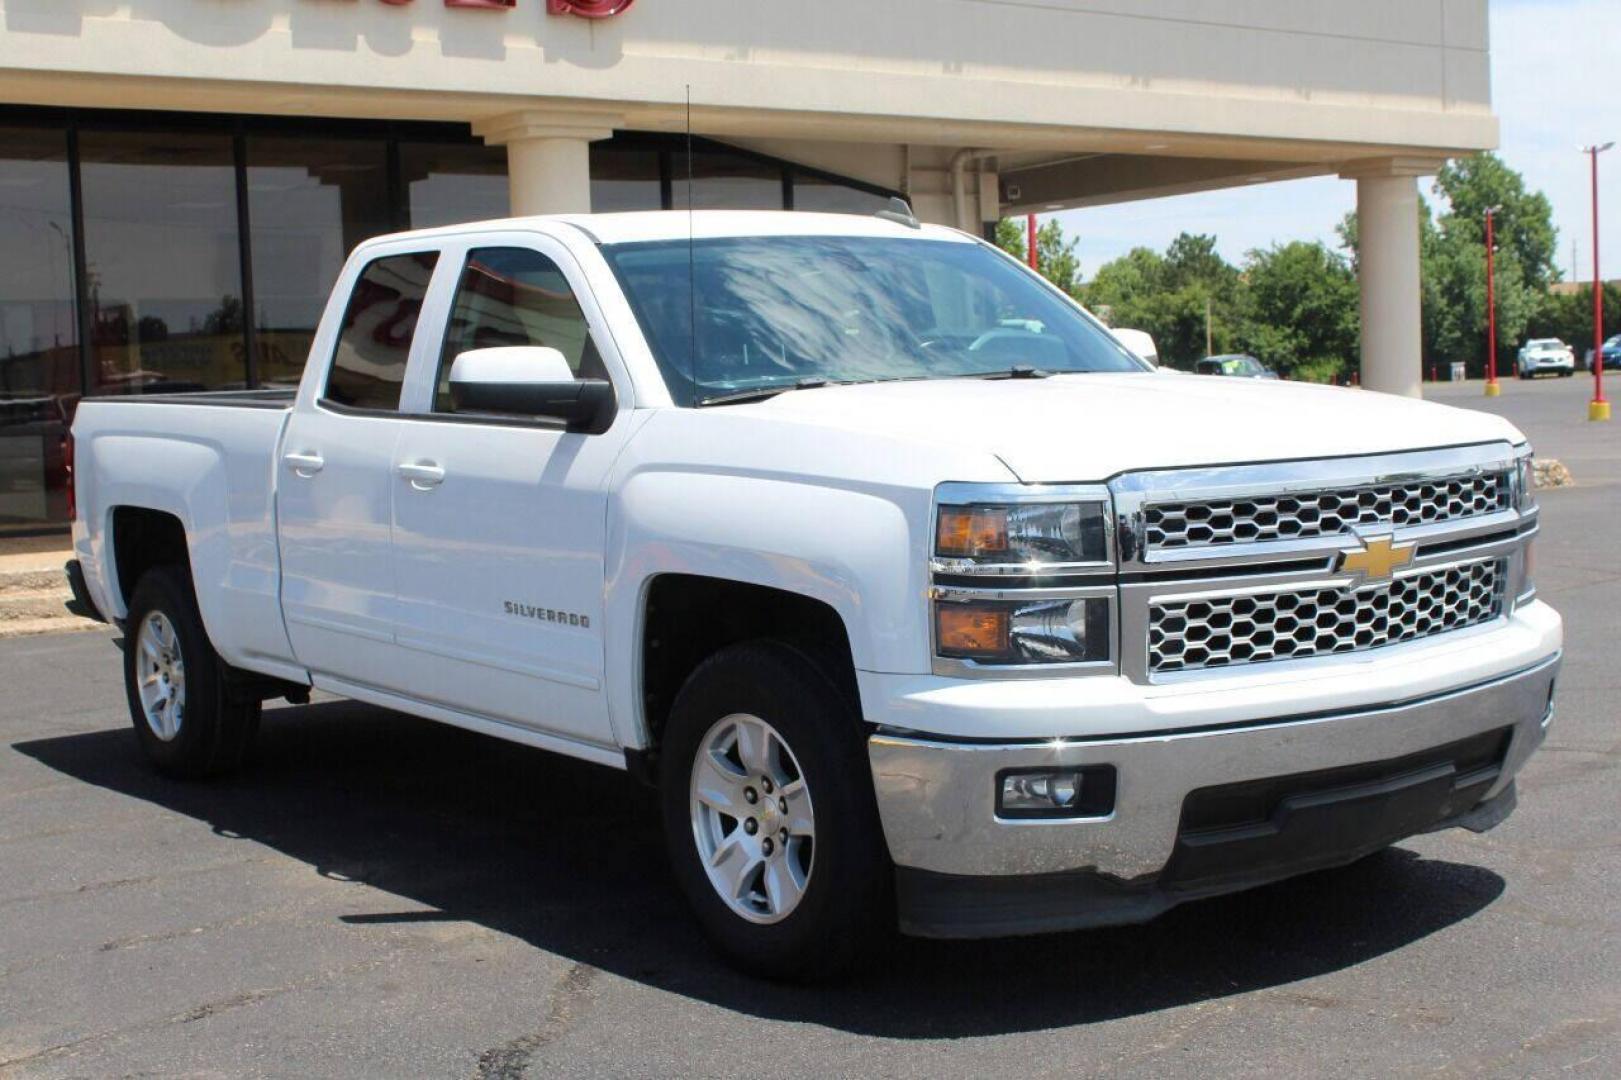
[448,347,615,432]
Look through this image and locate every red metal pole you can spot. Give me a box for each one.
[1485,208,1498,395]
[1027,214,1039,271]
[1594,148,1607,412]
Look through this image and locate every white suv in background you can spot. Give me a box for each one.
[1517,338,1575,379]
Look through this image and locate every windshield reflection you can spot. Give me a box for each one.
[602,235,1145,404]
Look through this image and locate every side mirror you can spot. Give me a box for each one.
[1110,328,1158,367]
[448,347,615,433]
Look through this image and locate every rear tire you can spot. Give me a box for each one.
[659,641,893,981]
[123,566,260,779]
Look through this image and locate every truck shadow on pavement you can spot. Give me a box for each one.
[15,699,1507,1039]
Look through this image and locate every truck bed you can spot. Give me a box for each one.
[72,392,301,681]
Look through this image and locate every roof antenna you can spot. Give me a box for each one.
[685,84,698,402]
[875,195,920,230]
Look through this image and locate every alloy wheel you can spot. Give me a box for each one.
[688,713,816,924]
[136,611,186,742]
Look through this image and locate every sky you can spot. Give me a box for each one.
[1051,0,1620,282]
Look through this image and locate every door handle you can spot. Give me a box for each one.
[396,461,446,490]
[283,451,325,477]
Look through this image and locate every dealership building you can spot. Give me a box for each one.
[0,0,1496,531]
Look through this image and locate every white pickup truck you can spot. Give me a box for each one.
[69,210,1560,980]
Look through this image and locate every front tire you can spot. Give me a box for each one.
[659,641,892,980]
[123,566,260,779]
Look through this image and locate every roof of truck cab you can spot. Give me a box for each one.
[555,209,972,245]
[360,209,972,249]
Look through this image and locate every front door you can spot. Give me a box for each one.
[278,250,438,689]
[385,240,632,751]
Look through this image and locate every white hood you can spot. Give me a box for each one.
[744,371,1524,483]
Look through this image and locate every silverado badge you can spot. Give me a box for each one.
[1337,532,1416,586]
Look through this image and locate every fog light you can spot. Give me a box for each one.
[1003,771,1078,810]
[996,765,1116,819]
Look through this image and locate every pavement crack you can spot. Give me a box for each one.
[0,856,271,908]
[177,987,281,1024]
[471,962,598,1080]
[0,951,401,1071]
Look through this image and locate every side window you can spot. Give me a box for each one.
[324,252,439,411]
[435,247,599,412]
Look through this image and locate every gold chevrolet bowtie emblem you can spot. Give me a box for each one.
[1338,533,1416,584]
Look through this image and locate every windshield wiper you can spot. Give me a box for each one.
[964,364,1051,380]
[696,377,830,408]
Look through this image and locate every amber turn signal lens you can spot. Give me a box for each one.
[936,604,1012,659]
[936,507,1009,557]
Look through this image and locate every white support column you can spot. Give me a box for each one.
[1341,157,1444,398]
[473,108,622,216]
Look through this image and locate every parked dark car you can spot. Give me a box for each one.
[1586,334,1621,372]
[1196,354,1278,379]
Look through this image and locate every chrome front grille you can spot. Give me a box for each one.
[1147,558,1507,674]
[1143,471,1511,551]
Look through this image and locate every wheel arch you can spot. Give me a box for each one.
[634,573,863,755]
[110,505,192,612]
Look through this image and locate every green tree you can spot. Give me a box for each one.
[1081,233,1244,369]
[994,217,1025,261]
[1236,241,1359,381]
[1164,233,1237,293]
[1435,153,1560,290]
[995,217,1082,294]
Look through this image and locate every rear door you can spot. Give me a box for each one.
[383,233,635,751]
[276,248,440,689]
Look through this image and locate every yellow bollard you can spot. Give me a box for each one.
[1590,400,1612,422]
[1483,381,1502,397]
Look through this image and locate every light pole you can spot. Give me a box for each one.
[1484,206,1501,397]
[1582,142,1613,421]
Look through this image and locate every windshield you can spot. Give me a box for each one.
[600,235,1146,405]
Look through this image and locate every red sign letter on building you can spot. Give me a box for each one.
[548,0,637,17]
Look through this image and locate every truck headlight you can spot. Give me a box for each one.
[1513,451,1537,605]
[935,595,1111,664]
[935,501,1108,568]
[1514,453,1536,511]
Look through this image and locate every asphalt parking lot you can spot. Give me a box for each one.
[2,376,1617,1078]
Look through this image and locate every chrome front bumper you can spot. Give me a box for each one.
[868,652,1559,882]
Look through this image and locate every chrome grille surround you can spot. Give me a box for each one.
[1147,557,1506,673]
[1113,444,1537,684]
[1143,471,1511,551]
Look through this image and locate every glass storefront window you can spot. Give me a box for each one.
[591,144,663,212]
[79,130,246,394]
[0,128,76,529]
[402,142,509,230]
[792,173,894,216]
[0,111,898,531]
[673,150,784,210]
[247,136,390,387]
